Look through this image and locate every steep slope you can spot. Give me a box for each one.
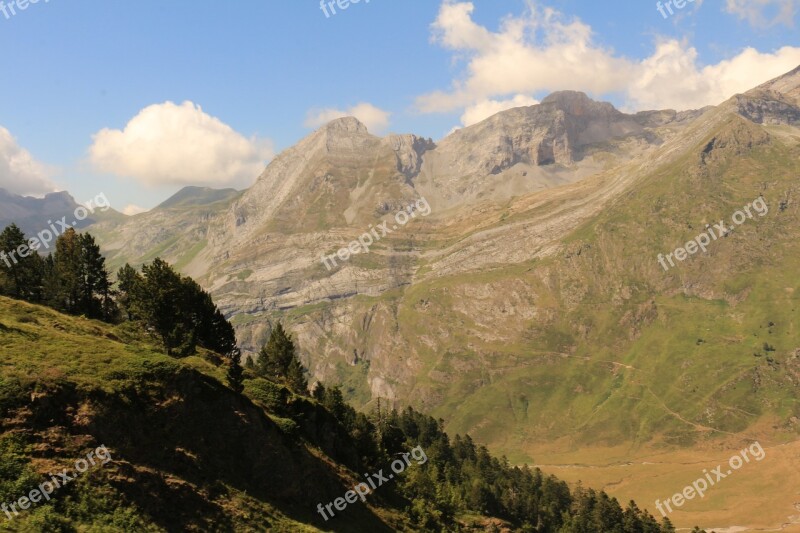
[156,186,241,209]
[0,297,686,532]
[0,297,397,531]
[92,92,701,350]
[77,66,800,530]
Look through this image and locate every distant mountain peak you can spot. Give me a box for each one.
[542,90,592,105]
[320,116,369,135]
[541,90,619,117]
[748,63,800,104]
[732,63,800,125]
[157,186,240,210]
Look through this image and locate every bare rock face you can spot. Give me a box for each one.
[734,65,800,125]
[384,134,435,180]
[540,91,646,150]
[431,91,648,179]
[216,117,381,247]
[749,64,800,104]
[733,92,800,126]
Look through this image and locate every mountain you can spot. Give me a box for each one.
[88,67,800,529]
[0,188,125,238]
[156,186,241,210]
[0,296,680,532]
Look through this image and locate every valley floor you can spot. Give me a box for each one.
[533,439,800,532]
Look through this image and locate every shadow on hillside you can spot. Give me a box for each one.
[23,366,394,532]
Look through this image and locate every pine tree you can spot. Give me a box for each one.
[116,263,144,320]
[226,348,245,393]
[79,233,116,320]
[0,224,43,301]
[286,357,308,393]
[139,258,192,355]
[43,229,115,320]
[256,322,308,392]
[48,229,82,313]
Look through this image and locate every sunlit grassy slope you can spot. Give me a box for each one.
[0,297,405,532]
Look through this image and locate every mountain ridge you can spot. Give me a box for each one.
[25,66,800,528]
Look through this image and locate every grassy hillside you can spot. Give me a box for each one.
[1,297,686,532]
[0,296,401,531]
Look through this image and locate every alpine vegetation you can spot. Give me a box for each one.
[2,445,111,522]
[657,196,769,272]
[316,445,428,521]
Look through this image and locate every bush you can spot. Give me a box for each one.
[244,378,289,412]
[271,416,299,435]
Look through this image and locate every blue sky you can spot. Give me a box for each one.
[0,0,798,212]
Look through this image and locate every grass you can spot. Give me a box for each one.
[0,297,398,532]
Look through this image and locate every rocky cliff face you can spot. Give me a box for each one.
[429,91,649,177]
[94,91,705,357]
[91,69,800,455]
[733,65,800,125]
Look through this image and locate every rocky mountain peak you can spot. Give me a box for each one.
[320,116,370,135]
[384,134,436,180]
[541,90,618,118]
[733,64,800,125]
[430,92,645,178]
[750,64,800,102]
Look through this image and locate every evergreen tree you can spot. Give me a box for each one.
[257,323,308,392]
[286,356,308,393]
[78,233,116,320]
[116,263,144,320]
[47,228,82,313]
[0,224,43,301]
[121,258,240,359]
[139,258,194,355]
[226,348,245,393]
[42,229,116,320]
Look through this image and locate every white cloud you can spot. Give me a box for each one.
[89,101,273,188]
[416,2,633,114]
[0,127,58,197]
[417,1,800,115]
[628,41,800,110]
[304,102,391,133]
[460,94,539,126]
[122,204,147,216]
[725,0,799,27]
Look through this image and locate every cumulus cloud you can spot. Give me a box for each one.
[628,41,800,110]
[460,94,539,126]
[122,204,148,216]
[0,127,58,197]
[89,101,273,188]
[725,0,799,27]
[304,102,391,133]
[417,1,800,116]
[416,2,633,113]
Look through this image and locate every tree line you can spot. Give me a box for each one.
[1,222,708,531]
[250,325,699,532]
[0,223,245,392]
